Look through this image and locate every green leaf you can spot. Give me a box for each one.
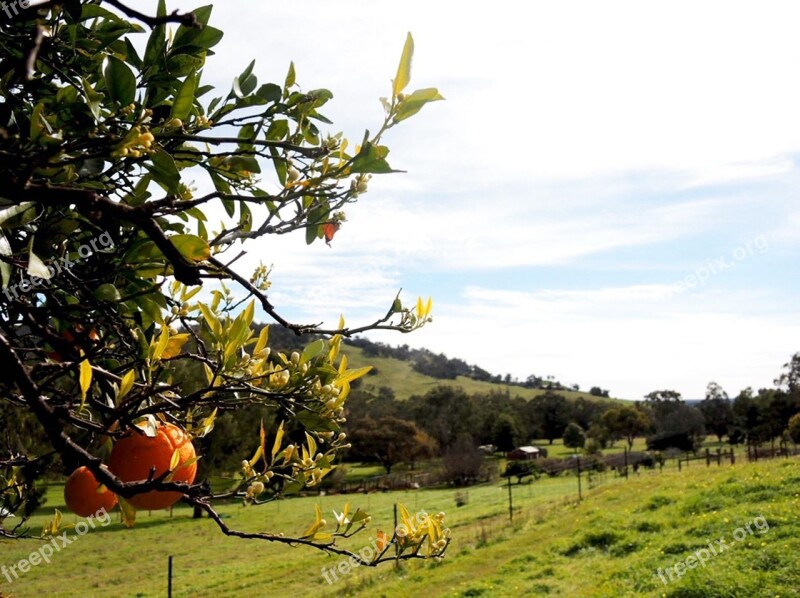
[171,72,197,120]
[145,149,182,194]
[349,143,398,174]
[103,56,137,105]
[300,339,325,365]
[0,202,36,228]
[94,283,121,302]
[256,83,281,103]
[305,223,320,246]
[170,234,210,262]
[27,249,51,280]
[265,119,289,141]
[393,33,414,97]
[234,72,258,99]
[143,19,167,68]
[393,87,445,123]
[284,61,296,90]
[81,77,105,120]
[0,232,12,289]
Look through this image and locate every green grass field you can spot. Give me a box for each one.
[1,456,798,597]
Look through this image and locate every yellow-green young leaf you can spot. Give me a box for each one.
[336,366,373,386]
[328,334,341,363]
[416,296,424,319]
[171,234,210,262]
[249,444,264,468]
[392,87,445,123]
[200,407,218,436]
[424,296,433,318]
[203,363,215,384]
[169,448,181,471]
[301,504,326,538]
[254,325,269,355]
[161,333,190,359]
[27,249,52,280]
[152,326,170,361]
[117,370,136,403]
[181,285,202,302]
[79,351,92,408]
[259,419,267,463]
[398,503,413,531]
[53,509,62,533]
[271,421,284,459]
[198,303,223,336]
[242,299,255,326]
[305,432,317,459]
[393,32,414,98]
[118,498,136,528]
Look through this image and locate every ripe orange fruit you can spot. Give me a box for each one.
[64,466,118,518]
[108,421,197,510]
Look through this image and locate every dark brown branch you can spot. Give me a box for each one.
[165,134,329,159]
[187,498,441,567]
[101,0,200,28]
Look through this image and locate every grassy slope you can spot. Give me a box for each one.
[344,459,800,598]
[341,343,621,403]
[1,458,797,597]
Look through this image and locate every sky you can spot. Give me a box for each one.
[154,0,800,400]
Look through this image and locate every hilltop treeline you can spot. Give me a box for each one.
[347,337,610,395]
[345,352,800,458]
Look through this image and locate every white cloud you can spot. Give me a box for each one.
[132,1,800,400]
[393,285,800,400]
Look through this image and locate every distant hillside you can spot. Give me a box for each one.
[340,342,614,402]
[265,325,621,403]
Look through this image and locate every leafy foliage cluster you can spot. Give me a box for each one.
[0,0,449,564]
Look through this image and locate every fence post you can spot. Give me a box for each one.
[623,447,628,479]
[576,456,582,501]
[507,475,513,523]
[168,555,173,598]
[393,504,399,568]
[731,449,735,465]
[705,448,710,466]
[678,458,681,472]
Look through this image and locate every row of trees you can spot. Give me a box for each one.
[340,352,800,473]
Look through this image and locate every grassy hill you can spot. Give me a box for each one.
[264,325,623,403]
[2,456,797,596]
[340,342,621,403]
[347,457,800,597]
